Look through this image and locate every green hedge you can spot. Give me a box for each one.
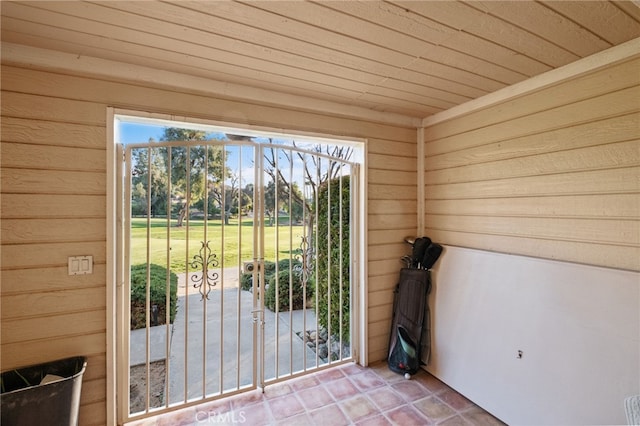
[130,264,178,330]
[315,176,351,343]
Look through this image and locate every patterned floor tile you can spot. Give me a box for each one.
[351,371,386,391]
[264,382,294,399]
[462,406,507,426]
[385,405,432,425]
[126,418,158,426]
[291,374,320,391]
[229,389,265,410]
[438,389,475,412]
[227,401,272,425]
[391,380,430,401]
[413,395,456,421]
[339,394,378,422]
[196,398,232,417]
[355,414,394,426]
[297,384,335,410]
[370,363,405,383]
[437,414,472,426]
[326,376,359,400]
[414,373,451,395]
[268,393,305,420]
[315,366,345,382]
[340,362,366,375]
[275,412,313,426]
[309,403,350,426]
[124,363,499,426]
[366,386,406,412]
[156,406,197,426]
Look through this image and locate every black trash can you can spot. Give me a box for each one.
[1,356,87,426]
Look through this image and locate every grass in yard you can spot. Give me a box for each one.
[130,217,305,273]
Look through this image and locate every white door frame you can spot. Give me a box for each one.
[106,108,368,424]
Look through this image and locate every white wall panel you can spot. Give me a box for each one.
[428,246,639,425]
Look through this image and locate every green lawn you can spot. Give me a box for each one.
[130,217,306,273]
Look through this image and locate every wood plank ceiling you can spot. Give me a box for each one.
[2,1,640,119]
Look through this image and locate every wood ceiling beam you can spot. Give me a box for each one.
[1,42,423,129]
[422,37,640,127]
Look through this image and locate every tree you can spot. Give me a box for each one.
[222,172,241,222]
[263,140,353,249]
[159,129,229,227]
[130,142,169,217]
[240,183,254,215]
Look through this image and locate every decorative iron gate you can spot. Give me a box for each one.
[118,135,359,421]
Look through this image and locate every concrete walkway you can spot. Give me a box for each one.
[130,271,318,404]
[130,325,169,366]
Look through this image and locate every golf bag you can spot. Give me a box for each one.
[387,267,432,375]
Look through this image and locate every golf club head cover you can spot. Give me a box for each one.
[422,243,443,270]
[411,237,431,267]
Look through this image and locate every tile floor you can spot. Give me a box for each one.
[127,362,505,426]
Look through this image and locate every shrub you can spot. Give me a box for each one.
[240,270,253,291]
[264,268,305,311]
[315,176,351,343]
[241,259,313,312]
[240,259,300,291]
[130,264,178,330]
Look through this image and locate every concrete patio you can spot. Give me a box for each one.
[130,271,321,406]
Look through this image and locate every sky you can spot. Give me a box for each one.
[118,120,258,188]
[118,122,166,144]
[116,117,359,189]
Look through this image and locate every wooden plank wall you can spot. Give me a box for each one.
[0,64,416,423]
[423,57,640,272]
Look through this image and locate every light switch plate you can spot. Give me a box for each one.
[68,255,93,275]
